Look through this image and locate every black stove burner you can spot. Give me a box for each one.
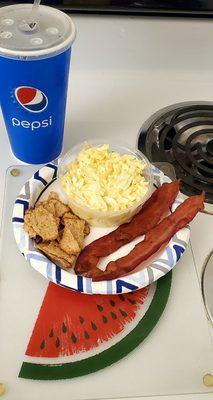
[138,103,213,204]
[207,139,213,156]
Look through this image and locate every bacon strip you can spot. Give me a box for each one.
[90,192,205,281]
[75,180,180,275]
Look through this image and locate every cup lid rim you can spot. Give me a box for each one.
[0,4,76,59]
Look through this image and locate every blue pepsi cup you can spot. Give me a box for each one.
[0,5,76,164]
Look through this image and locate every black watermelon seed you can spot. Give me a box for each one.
[62,322,67,333]
[40,340,45,350]
[71,333,77,343]
[49,329,54,338]
[118,294,125,301]
[128,298,136,305]
[79,316,84,324]
[102,315,108,323]
[119,309,127,318]
[110,311,117,320]
[91,321,97,330]
[55,337,60,348]
[84,330,90,339]
[110,300,115,307]
[97,304,103,312]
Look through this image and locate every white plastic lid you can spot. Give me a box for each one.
[0,4,76,59]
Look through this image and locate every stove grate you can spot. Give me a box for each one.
[138,104,213,204]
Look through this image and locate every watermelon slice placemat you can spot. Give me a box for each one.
[19,271,172,380]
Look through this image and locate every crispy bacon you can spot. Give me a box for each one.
[90,192,205,281]
[75,180,180,275]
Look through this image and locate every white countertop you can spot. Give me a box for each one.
[0,14,213,400]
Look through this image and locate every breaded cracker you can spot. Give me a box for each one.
[44,192,70,218]
[24,209,37,238]
[59,224,81,255]
[59,215,89,255]
[24,192,90,270]
[62,212,78,223]
[66,218,85,247]
[36,241,76,270]
[24,205,59,241]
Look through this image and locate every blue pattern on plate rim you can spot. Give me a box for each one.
[12,161,190,295]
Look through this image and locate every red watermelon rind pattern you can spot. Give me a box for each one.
[19,271,172,380]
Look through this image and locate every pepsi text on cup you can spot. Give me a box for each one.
[12,115,52,131]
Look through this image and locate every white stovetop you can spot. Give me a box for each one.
[0,14,213,400]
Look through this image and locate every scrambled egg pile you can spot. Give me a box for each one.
[62,144,148,212]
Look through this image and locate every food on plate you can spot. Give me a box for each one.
[61,144,148,212]
[41,191,70,218]
[36,241,76,270]
[23,192,90,270]
[75,180,180,275]
[24,205,59,242]
[24,191,70,241]
[88,192,205,281]
[60,215,86,255]
[60,143,151,226]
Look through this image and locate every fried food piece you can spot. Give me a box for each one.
[75,180,180,275]
[62,212,90,236]
[36,241,76,270]
[59,218,86,255]
[24,210,37,238]
[62,212,79,222]
[48,192,59,200]
[41,192,70,218]
[59,225,81,255]
[24,205,59,241]
[68,219,85,247]
[24,191,90,268]
[90,192,205,281]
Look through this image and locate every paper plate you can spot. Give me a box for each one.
[12,160,190,295]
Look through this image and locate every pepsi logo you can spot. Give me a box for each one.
[15,86,48,113]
